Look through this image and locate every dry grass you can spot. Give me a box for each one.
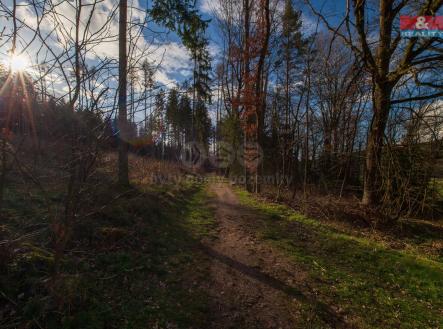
[100,153,185,186]
[259,185,443,262]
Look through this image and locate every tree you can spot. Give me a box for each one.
[191,36,212,104]
[141,59,155,134]
[178,93,193,146]
[274,0,305,193]
[118,0,129,186]
[308,0,443,206]
[194,100,212,151]
[153,90,166,158]
[116,0,211,178]
[238,0,271,192]
[310,35,366,191]
[166,88,180,148]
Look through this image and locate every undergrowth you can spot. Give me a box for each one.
[234,188,443,329]
[1,173,215,328]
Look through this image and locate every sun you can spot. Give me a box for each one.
[8,54,30,73]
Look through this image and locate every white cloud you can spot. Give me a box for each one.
[1,0,195,95]
[154,70,176,87]
[200,0,220,16]
[152,42,191,72]
[301,12,319,35]
[208,42,222,59]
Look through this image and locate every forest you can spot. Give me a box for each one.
[0,0,442,328]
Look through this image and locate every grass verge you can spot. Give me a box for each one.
[1,177,215,329]
[234,188,443,329]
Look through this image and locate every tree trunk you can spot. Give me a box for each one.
[118,0,129,186]
[0,137,7,211]
[362,83,392,206]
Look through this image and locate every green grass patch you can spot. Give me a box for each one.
[431,178,443,199]
[1,178,216,329]
[234,188,443,329]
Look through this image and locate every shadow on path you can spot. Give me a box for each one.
[200,244,351,329]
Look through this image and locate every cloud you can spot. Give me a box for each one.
[131,41,192,88]
[200,0,221,16]
[1,0,194,92]
[208,42,222,59]
[301,12,320,35]
[199,0,230,21]
[151,42,191,72]
[153,70,176,87]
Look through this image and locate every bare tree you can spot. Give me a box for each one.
[118,0,129,186]
[307,0,443,206]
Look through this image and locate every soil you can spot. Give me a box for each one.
[201,182,348,329]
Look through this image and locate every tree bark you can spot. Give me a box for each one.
[118,0,129,186]
[362,82,392,205]
[361,0,393,206]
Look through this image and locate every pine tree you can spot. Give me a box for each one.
[178,94,193,146]
[166,88,180,148]
[194,100,212,152]
[118,0,211,181]
[274,0,305,186]
[141,59,155,134]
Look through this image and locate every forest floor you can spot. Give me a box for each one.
[203,182,442,329]
[203,182,343,328]
[1,156,442,328]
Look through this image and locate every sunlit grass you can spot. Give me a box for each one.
[234,188,443,329]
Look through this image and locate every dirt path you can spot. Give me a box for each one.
[202,182,346,329]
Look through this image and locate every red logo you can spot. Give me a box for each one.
[400,16,443,30]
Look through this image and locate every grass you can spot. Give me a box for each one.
[431,178,443,198]
[234,188,443,329]
[1,174,216,328]
[3,158,442,328]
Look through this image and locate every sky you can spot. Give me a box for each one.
[0,0,340,92]
[0,0,390,126]
[1,0,197,90]
[2,0,440,123]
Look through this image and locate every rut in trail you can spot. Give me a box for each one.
[201,182,348,329]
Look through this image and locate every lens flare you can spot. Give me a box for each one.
[8,54,30,73]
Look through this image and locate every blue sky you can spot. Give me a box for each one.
[0,0,357,93]
[2,0,440,118]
